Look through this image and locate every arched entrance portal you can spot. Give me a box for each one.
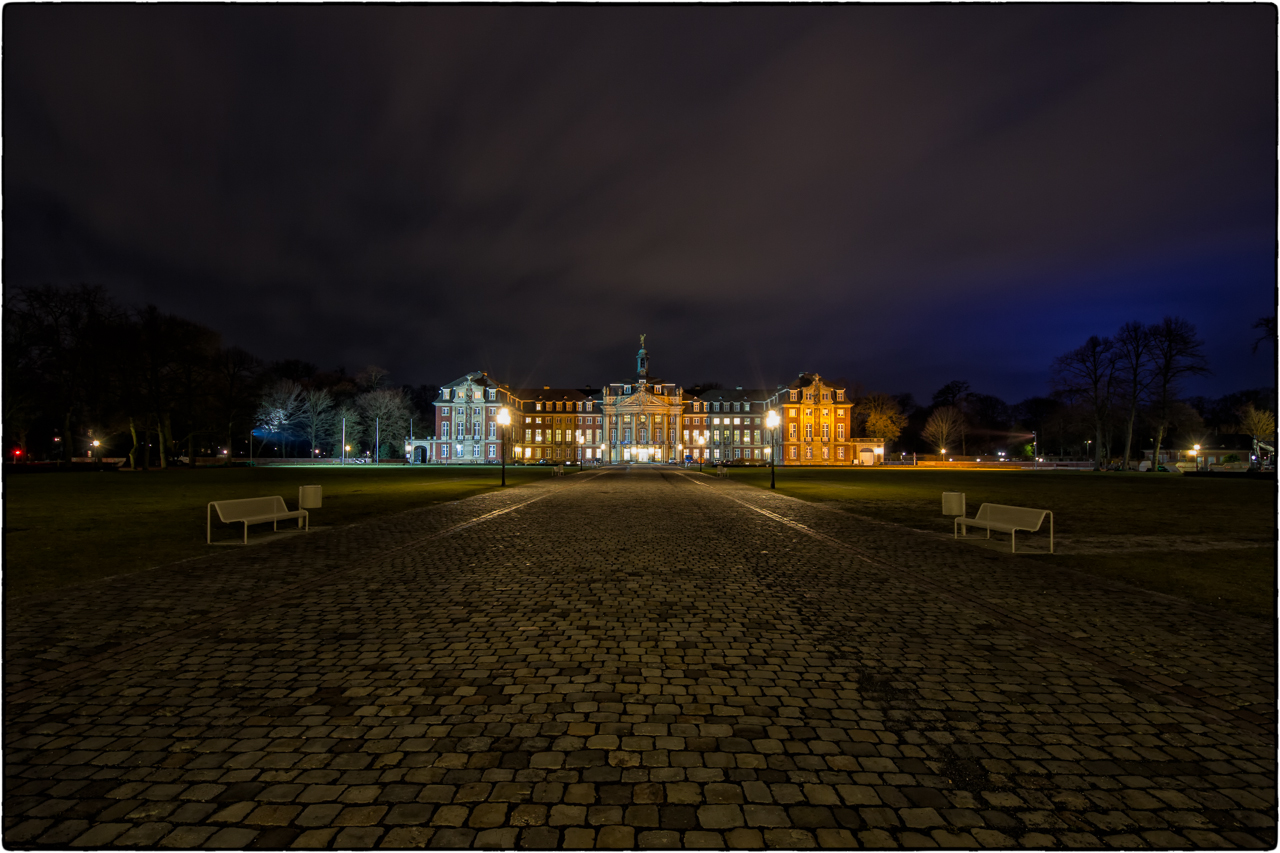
[413,446,429,464]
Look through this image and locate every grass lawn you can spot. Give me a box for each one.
[4,464,562,598]
[724,466,1277,618]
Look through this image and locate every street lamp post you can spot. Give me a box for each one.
[1192,443,1201,472]
[497,407,511,486]
[698,435,706,473]
[766,410,780,489]
[578,435,585,471]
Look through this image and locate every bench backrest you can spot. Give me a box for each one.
[974,503,1048,531]
[212,496,290,522]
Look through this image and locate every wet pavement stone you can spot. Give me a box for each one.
[5,466,1275,848]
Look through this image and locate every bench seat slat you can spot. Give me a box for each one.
[208,496,309,544]
[954,503,1053,554]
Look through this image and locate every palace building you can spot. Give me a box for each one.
[414,338,887,465]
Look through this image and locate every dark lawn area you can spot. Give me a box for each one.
[725,466,1276,618]
[4,464,560,598]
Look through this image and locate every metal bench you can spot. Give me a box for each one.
[208,496,308,544]
[954,503,1053,554]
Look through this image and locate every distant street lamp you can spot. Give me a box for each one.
[497,407,511,486]
[698,435,706,473]
[91,439,100,463]
[766,410,780,489]
[578,434,585,470]
[1192,443,1201,472]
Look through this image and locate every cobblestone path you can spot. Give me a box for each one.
[5,467,1275,849]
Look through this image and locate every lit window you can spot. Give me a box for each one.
[790,446,797,459]
[734,418,741,425]
[822,447,829,459]
[488,389,496,401]
[536,403,542,411]
[489,423,496,439]
[744,403,751,412]
[822,424,830,440]
[488,445,496,458]
[790,390,798,402]
[837,424,845,441]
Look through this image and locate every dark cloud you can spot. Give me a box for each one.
[5,5,1274,402]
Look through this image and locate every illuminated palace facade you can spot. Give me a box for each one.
[413,339,886,466]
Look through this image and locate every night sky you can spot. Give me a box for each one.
[5,6,1275,403]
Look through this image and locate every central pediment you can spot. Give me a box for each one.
[609,388,682,410]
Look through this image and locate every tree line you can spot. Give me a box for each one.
[4,285,434,466]
[906,315,1274,469]
[5,286,1273,468]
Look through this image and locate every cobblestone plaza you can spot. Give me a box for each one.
[5,468,1275,848]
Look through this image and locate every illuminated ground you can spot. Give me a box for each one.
[5,466,1275,848]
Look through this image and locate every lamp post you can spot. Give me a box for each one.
[497,407,511,486]
[1192,443,1200,472]
[578,434,586,470]
[698,435,706,473]
[91,439,100,464]
[766,410,780,489]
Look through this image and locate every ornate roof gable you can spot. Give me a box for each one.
[611,387,681,411]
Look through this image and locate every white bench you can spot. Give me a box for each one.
[954,503,1053,554]
[208,496,308,545]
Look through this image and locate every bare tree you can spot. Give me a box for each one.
[1148,317,1210,472]
[357,387,415,459]
[298,388,336,458]
[256,379,304,456]
[330,403,364,459]
[1113,321,1154,470]
[1052,336,1119,470]
[861,394,908,445]
[1252,316,1275,355]
[921,406,964,455]
[1237,403,1276,464]
[356,365,390,391]
[211,347,263,460]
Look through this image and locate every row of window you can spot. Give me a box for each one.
[609,429,679,444]
[439,423,498,440]
[441,388,498,402]
[524,429,605,444]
